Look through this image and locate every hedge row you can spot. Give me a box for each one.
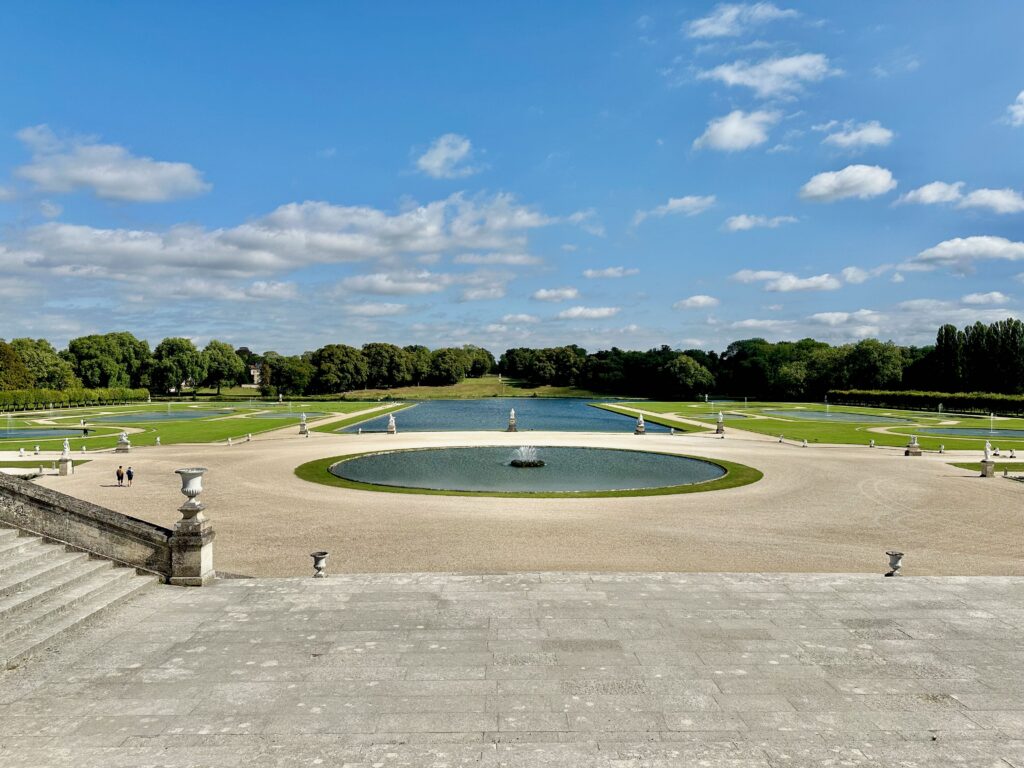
[828,389,1024,415]
[0,387,150,411]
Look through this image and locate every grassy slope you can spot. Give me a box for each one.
[615,401,1024,451]
[294,451,762,499]
[338,375,611,401]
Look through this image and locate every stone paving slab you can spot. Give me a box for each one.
[1,572,1023,766]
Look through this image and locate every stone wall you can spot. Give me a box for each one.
[0,473,173,580]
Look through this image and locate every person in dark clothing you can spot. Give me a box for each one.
[126,466,134,487]
[116,466,125,486]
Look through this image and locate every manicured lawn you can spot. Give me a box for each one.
[949,462,1023,472]
[339,375,611,400]
[613,401,1024,451]
[0,460,90,468]
[294,450,762,498]
[0,401,382,450]
[311,404,412,434]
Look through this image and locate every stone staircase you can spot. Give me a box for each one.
[0,524,159,669]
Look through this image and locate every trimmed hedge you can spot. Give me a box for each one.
[828,389,1024,415]
[0,387,150,411]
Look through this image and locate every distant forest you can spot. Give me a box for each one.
[0,318,1021,400]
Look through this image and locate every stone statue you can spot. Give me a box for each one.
[634,414,645,435]
[387,413,397,434]
[715,411,725,435]
[984,440,992,461]
[62,438,70,455]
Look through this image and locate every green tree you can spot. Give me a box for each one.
[663,354,715,398]
[152,337,207,394]
[428,347,470,385]
[362,343,411,388]
[311,344,367,393]
[844,339,903,390]
[64,332,152,388]
[0,340,34,390]
[10,338,80,389]
[275,356,314,396]
[203,340,246,394]
[462,345,496,378]
[403,345,433,385]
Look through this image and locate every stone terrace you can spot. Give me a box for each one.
[1,572,1023,767]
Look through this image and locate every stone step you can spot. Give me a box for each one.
[0,533,44,559]
[0,572,158,669]
[0,557,119,625]
[0,565,146,645]
[0,548,93,599]
[0,527,20,545]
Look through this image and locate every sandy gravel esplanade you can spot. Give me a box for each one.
[29,413,1023,578]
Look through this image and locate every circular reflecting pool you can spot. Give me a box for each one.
[918,427,1024,439]
[329,446,726,493]
[0,428,86,439]
[763,410,910,423]
[90,410,233,423]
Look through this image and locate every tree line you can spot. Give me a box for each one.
[0,317,1020,399]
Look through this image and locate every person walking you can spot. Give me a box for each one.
[116,466,125,487]
[126,466,134,487]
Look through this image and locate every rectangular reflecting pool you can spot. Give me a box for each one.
[341,398,668,433]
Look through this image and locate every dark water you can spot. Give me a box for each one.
[330,446,724,492]
[763,409,910,423]
[0,428,85,439]
[341,399,668,433]
[918,428,1024,438]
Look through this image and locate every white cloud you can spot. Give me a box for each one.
[697,53,839,98]
[693,110,781,151]
[567,208,606,236]
[14,124,210,202]
[556,306,621,319]
[729,318,789,330]
[724,213,797,231]
[38,200,62,218]
[532,287,579,302]
[841,266,869,284]
[891,272,905,283]
[341,271,448,295]
[895,182,1024,214]
[0,186,15,201]
[800,164,897,202]
[911,236,1024,271]
[453,252,541,265]
[461,285,505,301]
[342,302,409,316]
[896,181,964,205]
[818,120,894,149]
[962,291,1010,306]
[733,269,840,291]
[244,281,298,300]
[582,266,639,278]
[958,188,1024,214]
[1005,91,1024,127]
[633,195,715,226]
[502,313,540,323]
[686,3,798,38]
[674,294,720,309]
[415,133,481,179]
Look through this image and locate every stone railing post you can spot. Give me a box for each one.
[169,467,215,586]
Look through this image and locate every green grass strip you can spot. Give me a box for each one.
[310,403,413,434]
[294,448,761,498]
[949,461,1023,472]
[590,402,708,433]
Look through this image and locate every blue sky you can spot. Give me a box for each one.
[1,1,1022,354]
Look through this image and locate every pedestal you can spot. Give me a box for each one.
[980,460,996,477]
[299,423,309,436]
[386,424,397,434]
[58,456,72,476]
[715,424,725,435]
[904,443,922,456]
[169,512,216,586]
[115,437,131,453]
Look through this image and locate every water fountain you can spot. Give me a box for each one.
[510,446,544,468]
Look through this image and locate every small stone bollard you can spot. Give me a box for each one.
[34,445,40,455]
[869,439,875,448]
[156,436,161,446]
[939,445,944,454]
[801,439,808,448]
[778,435,784,443]
[884,550,904,577]
[311,551,329,578]
[81,446,86,454]
[227,437,232,447]
[19,448,25,457]
[247,433,252,442]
